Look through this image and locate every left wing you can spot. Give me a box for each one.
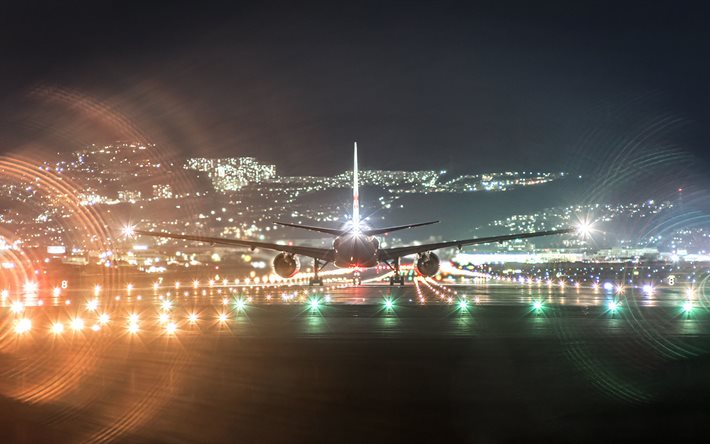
[378,228,574,260]
[133,230,335,261]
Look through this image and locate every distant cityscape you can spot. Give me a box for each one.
[0,142,707,277]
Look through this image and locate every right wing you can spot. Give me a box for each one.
[133,230,335,261]
[378,228,574,260]
[362,221,439,236]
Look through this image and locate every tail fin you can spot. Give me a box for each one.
[353,142,360,228]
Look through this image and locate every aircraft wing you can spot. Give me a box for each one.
[378,228,575,260]
[133,230,335,261]
[361,221,439,236]
[274,221,345,236]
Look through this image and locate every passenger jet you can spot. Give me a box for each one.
[132,144,573,285]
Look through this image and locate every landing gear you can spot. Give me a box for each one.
[388,257,405,286]
[309,258,323,286]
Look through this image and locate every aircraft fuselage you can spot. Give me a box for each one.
[332,232,379,268]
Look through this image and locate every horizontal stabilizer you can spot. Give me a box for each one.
[361,221,439,236]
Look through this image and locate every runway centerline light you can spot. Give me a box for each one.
[235,299,247,311]
[187,313,199,324]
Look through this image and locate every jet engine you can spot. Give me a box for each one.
[273,253,300,278]
[416,252,440,277]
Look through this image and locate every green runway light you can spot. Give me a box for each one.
[682,300,693,314]
[384,298,394,310]
[234,298,247,312]
[532,300,543,311]
[458,300,468,310]
[608,300,619,312]
[309,298,321,310]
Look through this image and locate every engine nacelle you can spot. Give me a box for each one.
[273,253,300,278]
[416,252,440,277]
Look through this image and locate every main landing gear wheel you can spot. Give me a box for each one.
[309,258,323,286]
[389,274,405,286]
[388,256,405,286]
[353,271,362,286]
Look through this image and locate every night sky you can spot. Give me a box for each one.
[0,1,708,176]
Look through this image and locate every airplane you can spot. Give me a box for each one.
[131,143,574,286]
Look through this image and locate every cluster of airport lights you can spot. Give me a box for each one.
[8,296,256,337]
[3,274,702,337]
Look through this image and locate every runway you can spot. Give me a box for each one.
[1,281,709,443]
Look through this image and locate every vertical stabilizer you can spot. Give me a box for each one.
[353,142,360,229]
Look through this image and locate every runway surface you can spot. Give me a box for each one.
[1,281,709,443]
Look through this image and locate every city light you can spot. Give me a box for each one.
[575,216,596,239]
[122,224,136,237]
[217,312,229,323]
[50,322,65,334]
[188,312,199,324]
[98,313,110,325]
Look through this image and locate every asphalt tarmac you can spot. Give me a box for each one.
[1,282,709,443]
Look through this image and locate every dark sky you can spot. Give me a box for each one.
[0,0,708,175]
